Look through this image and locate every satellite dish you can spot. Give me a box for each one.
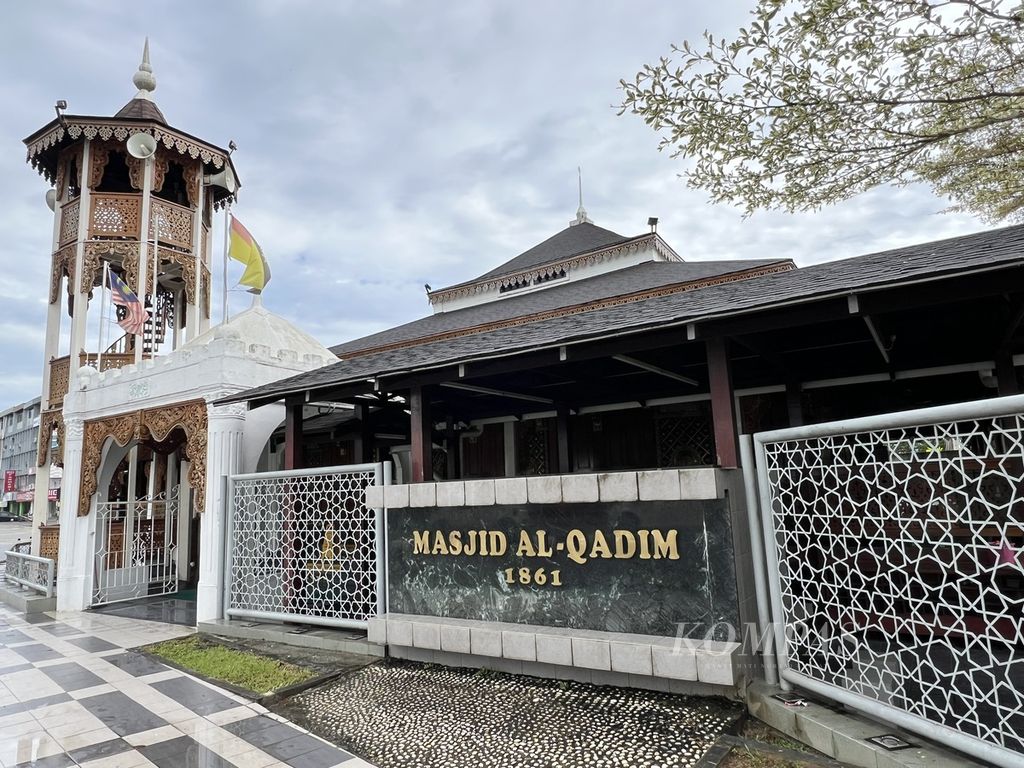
[203,167,237,194]
[126,132,157,160]
[45,189,57,211]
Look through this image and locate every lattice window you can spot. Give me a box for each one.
[655,403,714,467]
[761,412,1024,759]
[229,467,382,626]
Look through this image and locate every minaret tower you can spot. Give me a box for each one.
[22,42,239,552]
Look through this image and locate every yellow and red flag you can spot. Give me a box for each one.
[228,216,271,293]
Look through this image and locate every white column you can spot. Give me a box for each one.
[186,181,204,343]
[135,157,154,364]
[503,421,516,477]
[196,400,246,623]
[56,417,91,611]
[68,141,93,387]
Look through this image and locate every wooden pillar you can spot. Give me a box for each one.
[354,405,374,463]
[445,413,460,480]
[410,386,433,483]
[556,403,572,474]
[706,338,739,469]
[284,401,304,470]
[786,380,804,427]
[996,352,1019,396]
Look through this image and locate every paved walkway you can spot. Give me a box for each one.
[0,604,374,768]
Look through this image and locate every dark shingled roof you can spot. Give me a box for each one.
[230,224,1024,405]
[332,259,788,357]
[114,98,166,124]
[449,222,636,289]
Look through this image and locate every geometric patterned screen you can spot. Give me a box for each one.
[760,411,1024,761]
[227,464,384,629]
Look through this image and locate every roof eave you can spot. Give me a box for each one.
[225,256,1023,407]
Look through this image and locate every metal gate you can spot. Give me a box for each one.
[93,487,180,605]
[751,394,1024,768]
[225,463,388,630]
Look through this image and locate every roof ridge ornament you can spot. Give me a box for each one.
[132,38,156,100]
[570,165,593,226]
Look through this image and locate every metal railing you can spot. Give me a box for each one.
[225,463,389,630]
[93,489,179,605]
[752,394,1024,768]
[4,550,56,597]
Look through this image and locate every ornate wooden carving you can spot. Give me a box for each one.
[152,154,170,193]
[79,401,208,517]
[88,141,112,190]
[37,409,62,467]
[201,263,211,318]
[184,159,201,208]
[126,154,144,191]
[50,244,76,304]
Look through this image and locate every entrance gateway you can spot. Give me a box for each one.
[92,488,180,605]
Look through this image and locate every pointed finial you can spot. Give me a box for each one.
[571,165,593,226]
[132,38,156,100]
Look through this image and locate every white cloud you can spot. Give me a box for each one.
[0,1,988,406]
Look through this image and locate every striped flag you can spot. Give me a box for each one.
[228,216,271,293]
[109,271,150,336]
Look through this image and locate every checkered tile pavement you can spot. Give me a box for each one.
[0,604,374,768]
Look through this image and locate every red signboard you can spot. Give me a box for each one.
[3,471,15,493]
[48,488,59,502]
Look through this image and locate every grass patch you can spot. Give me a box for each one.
[146,635,314,695]
[720,748,816,768]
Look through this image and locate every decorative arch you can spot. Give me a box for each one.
[79,400,208,517]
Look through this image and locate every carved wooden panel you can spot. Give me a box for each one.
[89,194,141,239]
[79,401,208,517]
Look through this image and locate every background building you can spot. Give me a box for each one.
[0,397,61,523]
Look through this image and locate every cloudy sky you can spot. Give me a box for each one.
[0,1,985,408]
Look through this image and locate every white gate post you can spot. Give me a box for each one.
[196,398,245,623]
[56,417,91,611]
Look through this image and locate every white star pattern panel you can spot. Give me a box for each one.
[756,403,1024,766]
[226,464,386,630]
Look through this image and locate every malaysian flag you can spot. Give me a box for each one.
[108,271,150,336]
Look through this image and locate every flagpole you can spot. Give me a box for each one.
[222,204,231,323]
[151,232,159,354]
[98,262,109,370]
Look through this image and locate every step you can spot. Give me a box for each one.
[747,680,992,768]
[197,618,384,658]
[0,582,56,614]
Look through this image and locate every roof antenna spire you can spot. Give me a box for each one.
[132,38,156,100]
[571,166,593,226]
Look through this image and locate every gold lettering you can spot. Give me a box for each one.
[637,529,652,560]
[488,531,508,557]
[516,530,536,557]
[590,529,613,559]
[613,530,636,559]
[566,529,588,564]
[535,530,553,557]
[413,531,431,555]
[651,529,679,560]
[463,531,478,556]
[448,531,463,556]
[432,531,449,556]
[479,530,489,556]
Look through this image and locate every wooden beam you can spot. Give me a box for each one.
[862,315,891,365]
[996,351,1020,396]
[445,413,460,480]
[612,354,698,386]
[556,403,572,474]
[706,338,739,469]
[440,381,554,404]
[409,386,433,483]
[786,380,804,428]
[284,401,304,470]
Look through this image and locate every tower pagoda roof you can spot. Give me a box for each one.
[22,41,238,207]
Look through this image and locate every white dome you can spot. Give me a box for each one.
[185,296,333,364]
